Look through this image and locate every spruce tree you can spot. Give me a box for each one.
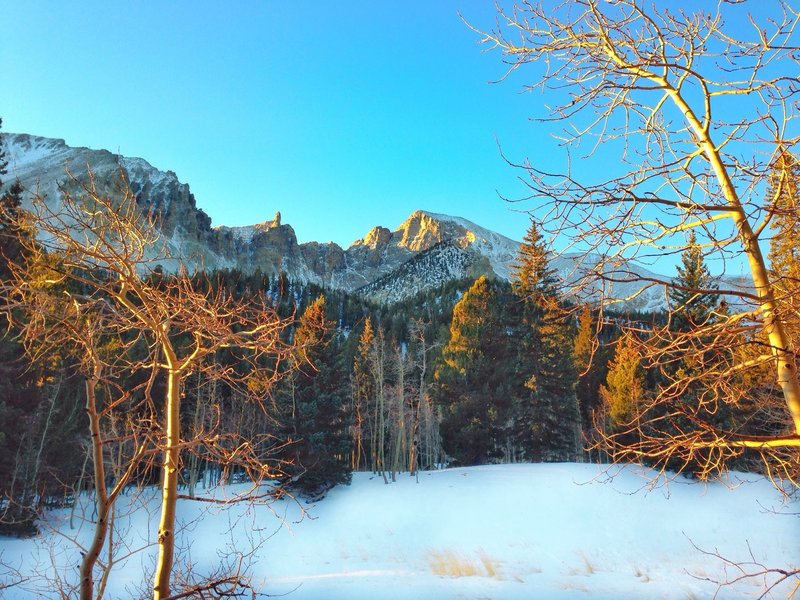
[600,332,645,428]
[0,118,43,535]
[666,231,735,476]
[573,305,607,436]
[434,275,515,465]
[669,230,719,331]
[511,218,558,303]
[767,150,800,347]
[285,296,352,497]
[0,130,24,278]
[511,219,581,462]
[351,318,374,472]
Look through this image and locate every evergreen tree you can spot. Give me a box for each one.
[0,118,53,536]
[767,150,800,348]
[285,296,352,498]
[573,305,607,437]
[668,230,719,331]
[363,319,390,481]
[434,275,515,464]
[511,218,558,303]
[600,332,645,428]
[350,318,374,471]
[665,232,736,476]
[0,120,24,277]
[512,220,581,461]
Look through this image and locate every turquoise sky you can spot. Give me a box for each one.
[1,1,552,247]
[0,1,788,281]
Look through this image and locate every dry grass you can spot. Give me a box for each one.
[428,548,502,579]
[478,548,499,578]
[580,552,596,575]
[429,550,478,577]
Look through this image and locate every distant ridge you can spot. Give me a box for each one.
[1,132,706,311]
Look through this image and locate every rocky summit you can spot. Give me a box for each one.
[1,133,673,310]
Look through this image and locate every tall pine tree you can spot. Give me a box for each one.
[511,220,581,462]
[350,318,374,472]
[669,230,719,331]
[573,305,607,438]
[284,296,352,498]
[600,332,645,428]
[0,118,47,535]
[434,275,515,465]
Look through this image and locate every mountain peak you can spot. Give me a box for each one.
[215,212,293,245]
[352,225,391,250]
[396,210,451,252]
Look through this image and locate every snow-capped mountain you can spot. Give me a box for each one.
[1,133,677,310]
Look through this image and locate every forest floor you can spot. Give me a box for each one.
[1,463,797,599]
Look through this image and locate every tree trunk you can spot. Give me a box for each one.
[678,91,800,436]
[153,366,182,600]
[186,372,204,498]
[79,376,108,600]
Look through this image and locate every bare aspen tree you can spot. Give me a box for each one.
[185,368,209,498]
[475,0,800,480]
[370,325,389,484]
[390,344,409,481]
[409,319,441,477]
[0,171,296,599]
[351,318,389,482]
[2,249,156,600]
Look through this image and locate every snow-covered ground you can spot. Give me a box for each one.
[1,463,797,599]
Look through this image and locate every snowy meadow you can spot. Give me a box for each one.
[1,463,797,599]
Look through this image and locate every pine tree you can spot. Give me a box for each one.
[350,318,374,471]
[511,218,558,303]
[663,231,744,477]
[767,150,800,348]
[285,296,352,497]
[366,320,390,481]
[0,116,25,276]
[573,305,606,438]
[0,119,27,280]
[434,275,515,465]
[600,332,645,428]
[669,230,719,331]
[0,118,50,536]
[511,220,581,462]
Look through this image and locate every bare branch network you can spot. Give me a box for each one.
[473,0,800,483]
[1,169,300,599]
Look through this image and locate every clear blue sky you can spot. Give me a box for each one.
[0,1,786,282]
[1,1,550,247]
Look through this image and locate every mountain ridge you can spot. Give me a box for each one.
[2,132,675,310]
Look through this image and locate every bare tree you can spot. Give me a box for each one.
[474,0,800,481]
[409,319,442,476]
[1,170,296,598]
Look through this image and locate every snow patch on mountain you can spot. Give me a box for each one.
[418,211,519,279]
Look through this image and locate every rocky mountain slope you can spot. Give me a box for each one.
[2,133,672,310]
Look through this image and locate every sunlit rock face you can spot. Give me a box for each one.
[2,132,694,309]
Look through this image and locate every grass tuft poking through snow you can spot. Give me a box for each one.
[427,548,502,579]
